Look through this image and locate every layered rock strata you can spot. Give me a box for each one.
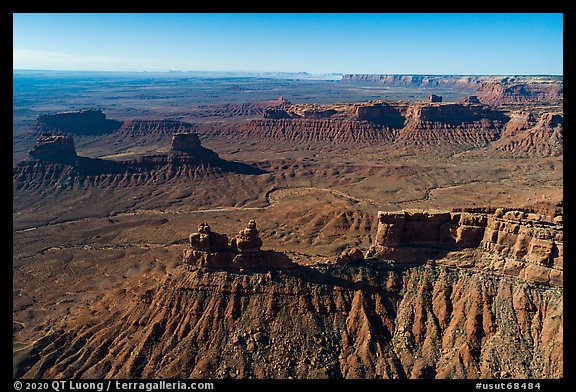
[13,211,563,379]
[395,103,508,146]
[340,74,487,89]
[480,209,563,286]
[183,221,295,270]
[33,109,122,135]
[13,133,263,191]
[28,132,78,163]
[252,100,510,147]
[366,209,563,287]
[475,80,563,105]
[403,103,508,125]
[114,120,199,139]
[354,102,406,128]
[198,96,290,118]
[492,112,563,156]
[236,118,396,144]
[340,74,563,105]
[366,210,487,263]
[15,262,562,379]
[29,102,562,157]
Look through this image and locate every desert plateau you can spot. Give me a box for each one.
[13,12,564,382]
[13,71,563,379]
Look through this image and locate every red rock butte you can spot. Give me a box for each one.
[183,220,295,270]
[171,132,201,150]
[28,132,77,163]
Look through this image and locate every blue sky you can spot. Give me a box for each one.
[13,13,563,75]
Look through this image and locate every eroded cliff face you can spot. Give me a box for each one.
[28,133,78,163]
[13,133,263,192]
[475,81,563,106]
[33,109,122,135]
[236,118,396,144]
[366,210,486,263]
[15,263,562,379]
[198,96,290,118]
[114,120,199,139]
[252,101,510,148]
[366,209,563,288]
[492,112,563,157]
[28,103,563,157]
[479,210,563,287]
[355,102,406,128]
[245,100,564,155]
[14,211,563,380]
[340,74,485,89]
[340,75,563,106]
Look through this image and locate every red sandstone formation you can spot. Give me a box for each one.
[395,102,508,146]
[242,100,511,148]
[114,119,199,139]
[451,205,563,222]
[183,223,236,269]
[340,74,486,89]
[199,96,290,118]
[475,80,563,106]
[354,101,406,128]
[33,109,122,135]
[12,133,81,190]
[366,210,486,263]
[16,228,562,378]
[480,209,563,286]
[235,118,396,144]
[27,100,562,157]
[188,222,229,251]
[166,132,220,163]
[492,112,563,157]
[428,94,442,103]
[341,75,563,106]
[231,219,264,253]
[183,220,295,270]
[403,102,507,125]
[249,99,549,151]
[171,132,201,150]
[263,107,293,119]
[13,132,263,192]
[28,132,77,163]
[367,209,562,287]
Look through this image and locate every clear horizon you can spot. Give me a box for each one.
[13,13,563,75]
[12,69,564,77]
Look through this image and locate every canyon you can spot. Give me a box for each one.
[24,98,560,158]
[13,73,563,380]
[14,210,562,379]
